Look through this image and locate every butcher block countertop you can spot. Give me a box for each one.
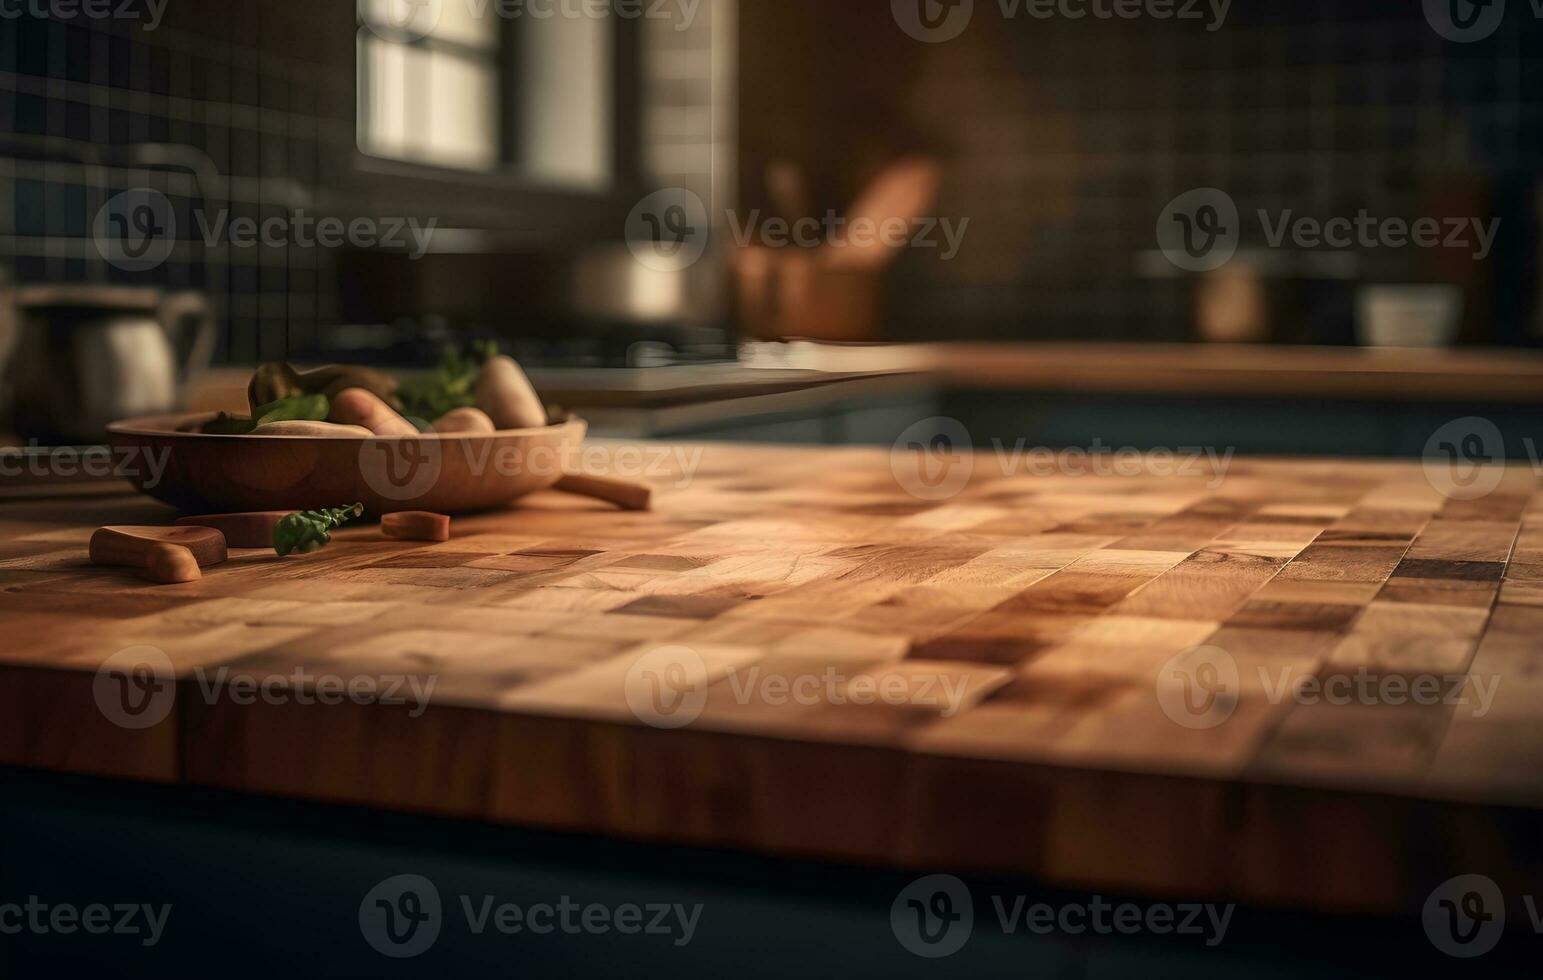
[3,443,1542,912]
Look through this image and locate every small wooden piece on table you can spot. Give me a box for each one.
[381,511,452,542]
[176,512,291,549]
[555,473,652,512]
[89,526,227,584]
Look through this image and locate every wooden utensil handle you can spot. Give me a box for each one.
[89,533,202,584]
[555,473,653,512]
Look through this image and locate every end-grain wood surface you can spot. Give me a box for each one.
[2,443,1541,911]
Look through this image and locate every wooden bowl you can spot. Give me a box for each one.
[107,413,588,516]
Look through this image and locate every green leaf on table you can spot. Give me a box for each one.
[273,503,365,557]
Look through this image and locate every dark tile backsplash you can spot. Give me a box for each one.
[6,1,1542,354]
[738,0,1543,344]
[0,4,352,363]
[0,1,720,365]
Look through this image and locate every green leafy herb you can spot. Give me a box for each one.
[273,503,364,557]
[397,341,499,423]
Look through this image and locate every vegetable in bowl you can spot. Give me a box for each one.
[205,342,532,436]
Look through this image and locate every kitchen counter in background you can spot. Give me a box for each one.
[789,342,1543,404]
[179,342,1543,454]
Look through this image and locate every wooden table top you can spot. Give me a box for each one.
[2,443,1541,912]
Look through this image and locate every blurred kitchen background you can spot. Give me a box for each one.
[3,0,1543,454]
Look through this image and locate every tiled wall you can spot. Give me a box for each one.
[0,1,724,364]
[740,0,1543,344]
[0,4,352,363]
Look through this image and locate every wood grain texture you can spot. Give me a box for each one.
[2,443,1541,911]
